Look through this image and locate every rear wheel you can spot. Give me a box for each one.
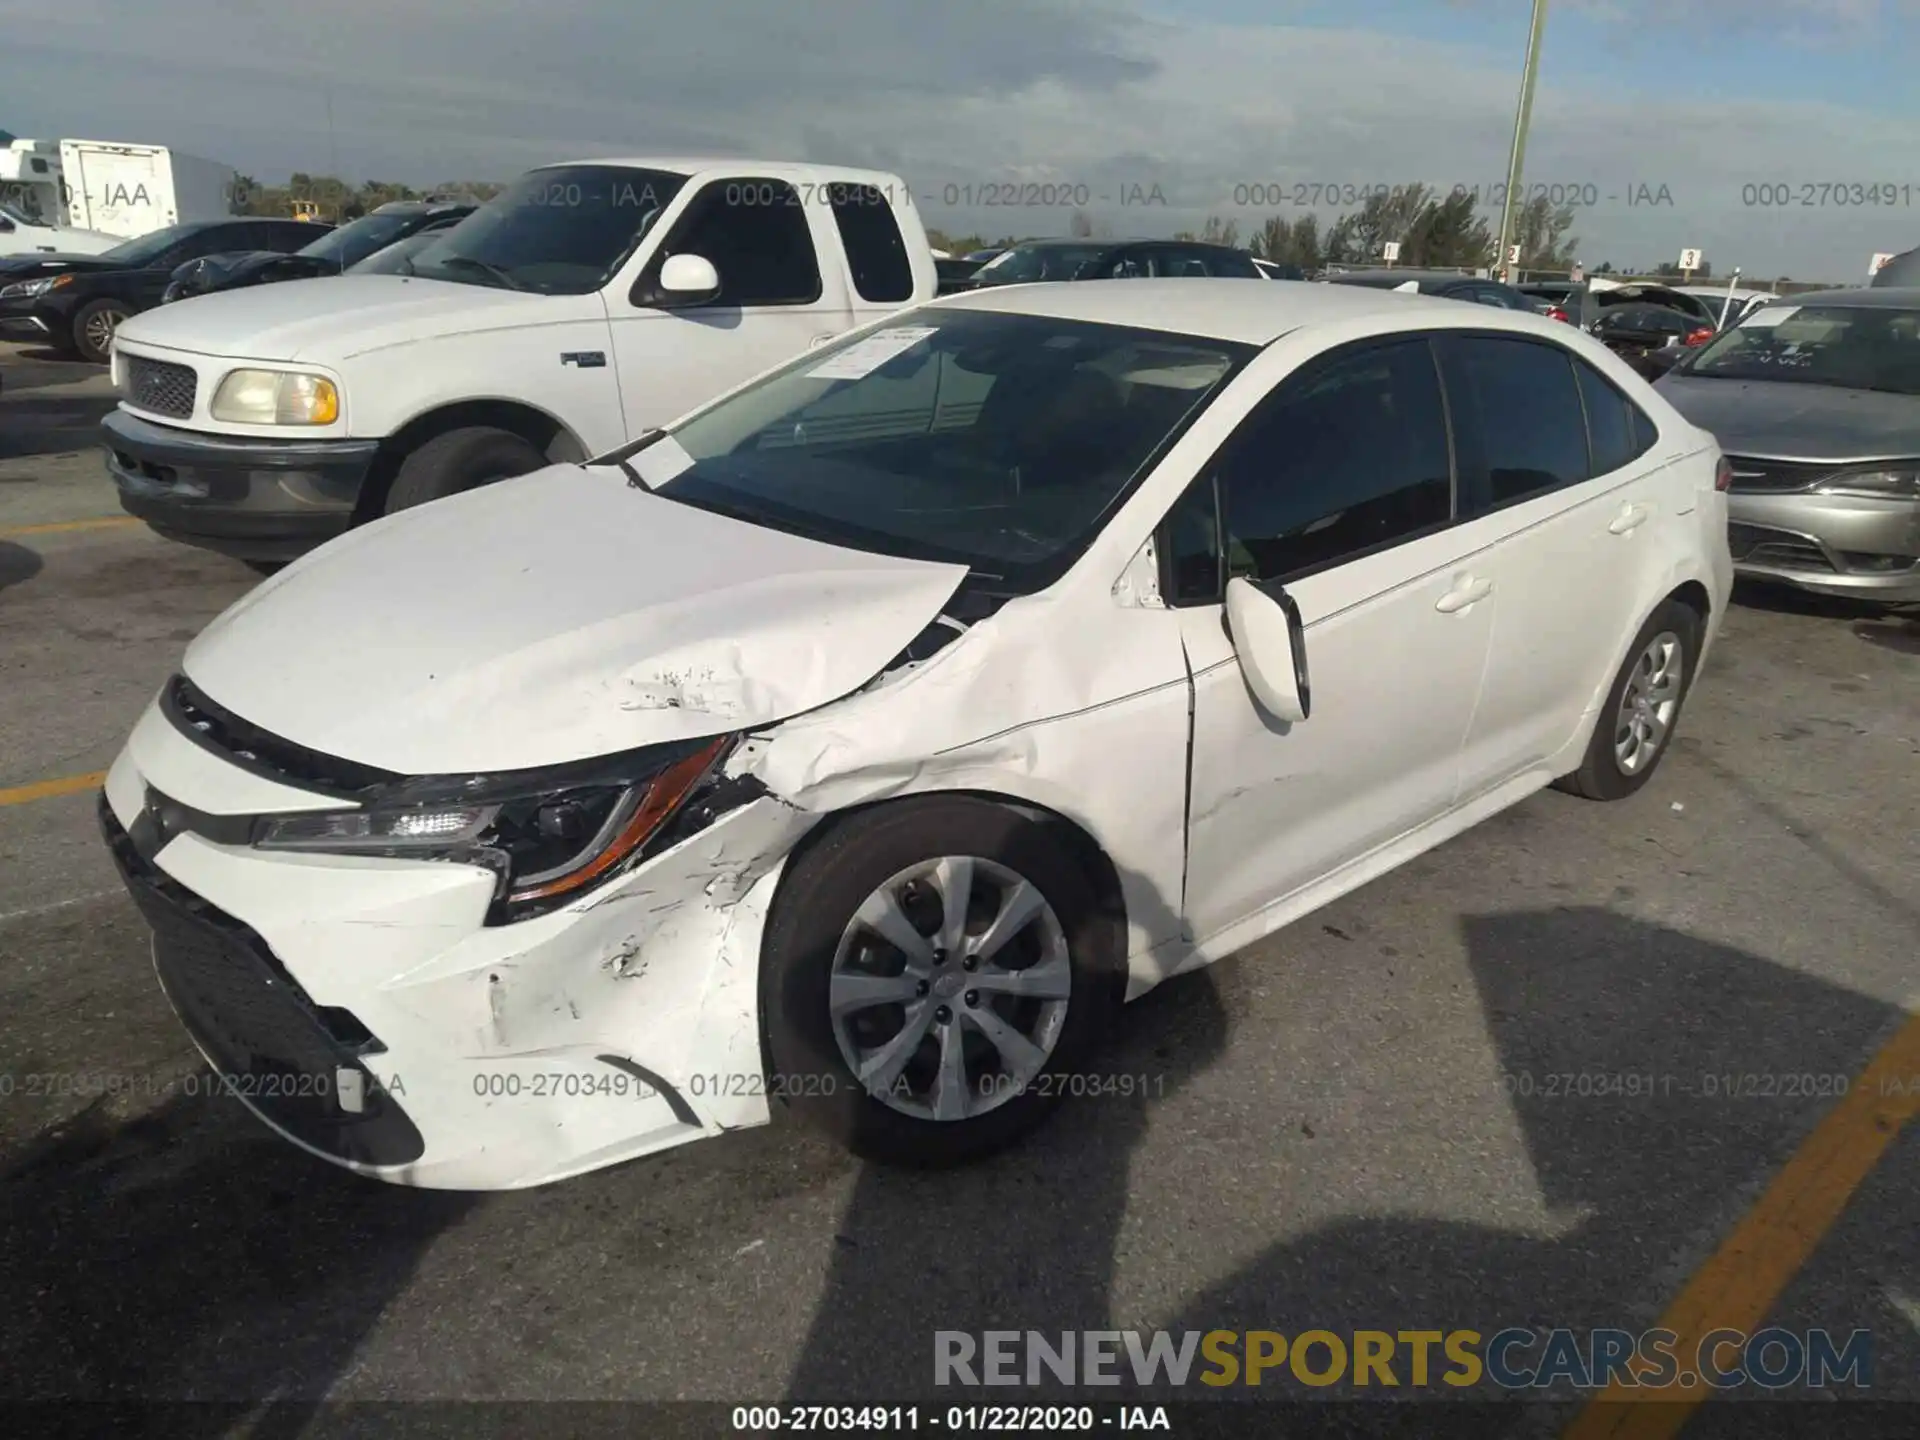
[1555,599,1701,801]
[761,796,1123,1167]
[383,426,547,515]
[72,299,131,364]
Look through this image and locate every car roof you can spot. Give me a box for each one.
[541,158,913,189]
[930,277,1560,345]
[1329,269,1491,287]
[1749,286,1920,308]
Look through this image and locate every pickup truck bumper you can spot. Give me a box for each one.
[102,408,379,562]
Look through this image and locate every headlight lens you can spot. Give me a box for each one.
[210,368,340,425]
[251,735,731,921]
[0,274,72,299]
[1817,468,1920,499]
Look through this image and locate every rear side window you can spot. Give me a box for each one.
[1443,336,1590,507]
[1574,359,1656,475]
[658,178,822,306]
[1204,338,1454,589]
[828,183,913,303]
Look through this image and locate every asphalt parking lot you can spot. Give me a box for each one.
[0,338,1916,1432]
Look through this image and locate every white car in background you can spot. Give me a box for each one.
[1673,285,1777,328]
[100,280,1732,1189]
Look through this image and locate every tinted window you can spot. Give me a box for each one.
[1574,359,1653,474]
[973,244,1109,282]
[656,178,821,306]
[1164,476,1223,602]
[1445,336,1590,506]
[171,225,254,263]
[829,184,912,303]
[1209,338,1453,588]
[258,220,323,253]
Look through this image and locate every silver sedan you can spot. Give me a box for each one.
[1658,288,1920,603]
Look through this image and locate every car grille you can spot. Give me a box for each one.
[1727,522,1836,572]
[162,672,398,798]
[1721,457,1833,494]
[100,794,424,1167]
[124,355,197,419]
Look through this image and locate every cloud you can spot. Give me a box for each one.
[1,0,1913,275]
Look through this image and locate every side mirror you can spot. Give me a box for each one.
[0,216,13,233]
[1223,576,1311,723]
[655,252,720,306]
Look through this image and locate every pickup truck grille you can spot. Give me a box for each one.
[125,356,197,419]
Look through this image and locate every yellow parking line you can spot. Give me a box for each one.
[1563,1009,1920,1439]
[0,770,107,808]
[0,516,139,539]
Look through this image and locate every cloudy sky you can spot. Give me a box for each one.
[7,0,1920,277]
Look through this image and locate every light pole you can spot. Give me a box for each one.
[1494,0,1551,283]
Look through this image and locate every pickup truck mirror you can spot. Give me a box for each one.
[1223,576,1311,723]
[654,253,721,307]
[0,216,13,233]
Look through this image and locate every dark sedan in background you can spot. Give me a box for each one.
[1591,303,1717,380]
[953,238,1264,288]
[1324,268,1537,310]
[1658,287,1920,603]
[0,217,322,361]
[162,200,475,304]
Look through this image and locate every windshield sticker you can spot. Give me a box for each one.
[1740,306,1798,328]
[805,327,939,381]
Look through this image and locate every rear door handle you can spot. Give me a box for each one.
[1435,575,1493,613]
[1609,502,1651,535]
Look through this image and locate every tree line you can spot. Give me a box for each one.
[229,173,503,221]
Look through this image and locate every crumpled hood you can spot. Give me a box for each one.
[181,464,969,775]
[1657,375,1920,462]
[113,273,578,363]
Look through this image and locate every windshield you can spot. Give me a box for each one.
[652,309,1252,588]
[298,210,421,268]
[1681,303,1920,392]
[100,225,196,266]
[973,244,1110,283]
[348,230,441,274]
[407,165,687,295]
[0,199,39,226]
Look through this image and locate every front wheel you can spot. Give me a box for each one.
[760,796,1123,1167]
[383,426,547,515]
[1555,599,1701,801]
[72,299,131,364]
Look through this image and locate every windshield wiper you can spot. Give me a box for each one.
[433,255,525,291]
[602,428,668,489]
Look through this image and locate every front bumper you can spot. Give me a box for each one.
[100,695,815,1189]
[101,407,379,562]
[1727,491,1920,602]
[0,295,61,341]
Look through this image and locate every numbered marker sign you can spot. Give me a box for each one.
[1382,241,1401,262]
[1507,245,1521,264]
[1870,252,1896,276]
[1679,248,1702,270]
[1570,265,1585,282]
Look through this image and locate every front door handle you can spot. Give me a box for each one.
[1435,575,1493,613]
[1609,502,1651,535]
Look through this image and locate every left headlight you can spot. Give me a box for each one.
[0,274,72,300]
[251,735,732,921]
[211,367,340,425]
[1817,468,1920,500]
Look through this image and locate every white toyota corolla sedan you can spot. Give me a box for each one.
[100,280,1734,1189]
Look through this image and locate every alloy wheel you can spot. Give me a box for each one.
[1614,629,1684,775]
[828,855,1071,1122]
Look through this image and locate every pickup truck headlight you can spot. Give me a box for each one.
[210,368,341,425]
[0,274,72,300]
[251,735,731,921]
[1817,469,1920,500]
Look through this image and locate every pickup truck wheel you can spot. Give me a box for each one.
[72,300,131,364]
[384,427,547,514]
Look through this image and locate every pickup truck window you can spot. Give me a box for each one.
[829,183,914,304]
[408,164,688,296]
[648,177,823,307]
[658,309,1253,588]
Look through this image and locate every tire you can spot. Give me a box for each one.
[72,299,131,364]
[1555,598,1702,801]
[244,560,286,576]
[760,796,1124,1167]
[383,426,547,515]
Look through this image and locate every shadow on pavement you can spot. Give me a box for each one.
[0,1076,477,1413]
[0,390,115,462]
[0,540,43,592]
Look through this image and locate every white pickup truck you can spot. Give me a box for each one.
[102,158,937,565]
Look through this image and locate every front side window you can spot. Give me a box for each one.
[645,177,822,306]
[1441,335,1590,507]
[101,224,198,268]
[408,165,688,295]
[656,310,1252,589]
[1171,338,1454,599]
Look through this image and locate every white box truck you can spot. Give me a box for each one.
[0,139,123,256]
[59,140,237,240]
